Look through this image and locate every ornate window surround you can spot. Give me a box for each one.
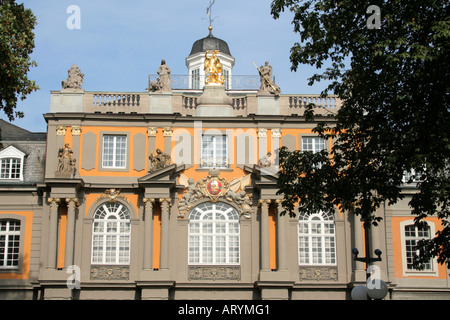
[298,210,337,266]
[86,191,138,281]
[0,146,25,181]
[0,214,25,273]
[188,201,241,266]
[91,201,131,265]
[399,219,438,277]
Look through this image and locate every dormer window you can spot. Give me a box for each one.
[0,146,25,181]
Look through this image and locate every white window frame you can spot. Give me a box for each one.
[91,202,131,265]
[298,211,337,266]
[302,137,326,153]
[223,68,230,90]
[0,219,21,269]
[0,146,25,181]
[201,135,230,169]
[402,169,423,184]
[399,220,438,277]
[191,68,200,89]
[188,202,240,265]
[102,135,127,169]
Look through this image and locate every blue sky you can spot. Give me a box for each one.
[5,0,331,133]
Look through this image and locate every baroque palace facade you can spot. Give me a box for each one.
[0,27,449,300]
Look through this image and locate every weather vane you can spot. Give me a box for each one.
[206,0,218,29]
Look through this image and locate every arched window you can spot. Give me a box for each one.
[298,211,336,266]
[188,202,240,265]
[91,202,131,265]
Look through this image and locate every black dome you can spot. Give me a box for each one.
[189,28,231,56]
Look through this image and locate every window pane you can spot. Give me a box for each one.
[0,220,21,268]
[298,211,336,266]
[302,137,325,153]
[188,203,240,265]
[201,135,229,168]
[404,224,432,270]
[0,158,21,179]
[92,203,130,265]
[102,135,127,168]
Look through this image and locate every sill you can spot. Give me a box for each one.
[99,167,128,172]
[403,269,438,277]
[0,267,21,273]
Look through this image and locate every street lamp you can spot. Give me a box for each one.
[352,248,382,265]
[351,217,388,300]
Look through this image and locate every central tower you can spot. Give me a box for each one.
[186,26,235,90]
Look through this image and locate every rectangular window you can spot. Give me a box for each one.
[191,68,200,89]
[223,69,230,90]
[402,169,423,183]
[201,135,229,168]
[302,137,326,153]
[302,137,326,168]
[0,220,21,269]
[405,224,432,270]
[0,158,21,179]
[102,135,127,169]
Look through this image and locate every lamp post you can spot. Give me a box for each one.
[351,217,388,300]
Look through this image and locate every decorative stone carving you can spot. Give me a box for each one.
[178,169,253,218]
[147,127,157,137]
[147,59,171,92]
[56,143,76,178]
[299,266,338,281]
[258,152,273,168]
[257,128,267,138]
[56,126,67,136]
[47,197,61,205]
[163,127,173,137]
[95,189,130,203]
[272,128,282,138]
[90,265,129,280]
[71,126,81,136]
[149,149,171,173]
[256,61,281,96]
[188,265,240,281]
[61,64,84,92]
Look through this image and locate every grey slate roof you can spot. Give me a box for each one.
[0,120,46,184]
[0,119,46,141]
[189,30,232,56]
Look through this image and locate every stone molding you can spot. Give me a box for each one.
[188,265,241,281]
[299,266,338,281]
[90,265,130,281]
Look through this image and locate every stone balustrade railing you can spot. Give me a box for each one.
[50,90,342,117]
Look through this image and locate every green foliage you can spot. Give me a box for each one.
[0,0,39,121]
[272,0,449,266]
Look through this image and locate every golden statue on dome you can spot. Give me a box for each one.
[204,47,224,85]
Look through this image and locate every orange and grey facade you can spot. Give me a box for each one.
[0,31,448,300]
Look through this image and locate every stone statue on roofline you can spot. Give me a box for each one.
[61,64,84,92]
[255,61,281,96]
[147,59,172,93]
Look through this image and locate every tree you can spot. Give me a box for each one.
[271,0,449,267]
[0,0,39,121]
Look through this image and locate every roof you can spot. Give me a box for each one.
[0,119,46,141]
[189,28,232,56]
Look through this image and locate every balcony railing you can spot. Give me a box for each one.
[148,74,260,91]
[61,83,342,117]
